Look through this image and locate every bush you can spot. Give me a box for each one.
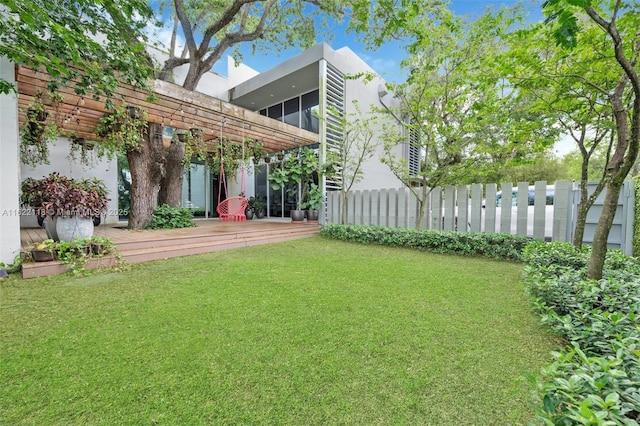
[320,224,531,261]
[146,204,195,229]
[524,241,640,425]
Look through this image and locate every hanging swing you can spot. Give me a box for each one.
[216,120,248,222]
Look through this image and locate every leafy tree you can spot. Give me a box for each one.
[504,18,620,248]
[562,148,610,181]
[376,7,555,228]
[0,0,156,96]
[544,0,640,279]
[498,153,569,185]
[327,102,379,224]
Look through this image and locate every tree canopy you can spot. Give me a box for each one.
[0,0,157,97]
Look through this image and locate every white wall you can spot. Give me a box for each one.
[338,51,405,191]
[227,56,260,89]
[20,137,119,227]
[0,57,22,265]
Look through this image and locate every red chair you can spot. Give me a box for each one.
[217,196,248,222]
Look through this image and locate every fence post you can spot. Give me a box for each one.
[362,190,371,225]
[443,185,456,231]
[354,190,363,225]
[397,188,408,229]
[533,181,548,240]
[516,182,529,236]
[408,189,418,229]
[347,191,357,225]
[379,189,389,227]
[470,183,482,232]
[327,191,338,224]
[499,183,513,234]
[431,187,442,230]
[457,185,469,232]
[386,189,397,227]
[370,190,379,226]
[553,180,572,242]
[485,183,497,233]
[621,180,634,255]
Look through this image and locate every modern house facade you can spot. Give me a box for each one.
[0,43,406,265]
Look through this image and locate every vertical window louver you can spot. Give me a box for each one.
[325,65,344,191]
[408,126,420,176]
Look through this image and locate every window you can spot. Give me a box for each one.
[284,98,299,127]
[301,90,319,133]
[259,90,319,134]
[268,104,282,121]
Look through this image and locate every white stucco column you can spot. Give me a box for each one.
[0,57,21,265]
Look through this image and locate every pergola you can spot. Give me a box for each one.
[16,67,318,153]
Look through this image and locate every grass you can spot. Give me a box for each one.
[1,237,557,425]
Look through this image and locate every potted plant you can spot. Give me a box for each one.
[267,147,324,223]
[28,239,57,262]
[94,101,147,156]
[67,134,96,165]
[86,236,117,256]
[246,196,265,219]
[20,93,59,167]
[301,182,323,222]
[249,139,263,165]
[20,173,109,241]
[247,196,265,219]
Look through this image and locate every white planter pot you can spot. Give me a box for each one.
[55,216,94,241]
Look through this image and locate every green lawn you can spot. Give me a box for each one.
[1,237,556,425]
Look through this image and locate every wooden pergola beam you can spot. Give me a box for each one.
[16,67,318,154]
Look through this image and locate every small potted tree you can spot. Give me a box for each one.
[249,196,266,219]
[301,183,324,222]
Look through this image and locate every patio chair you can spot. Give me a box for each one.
[217,196,248,222]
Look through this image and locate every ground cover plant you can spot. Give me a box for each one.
[320,223,531,261]
[523,241,640,425]
[1,238,556,424]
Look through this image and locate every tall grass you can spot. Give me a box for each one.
[1,237,556,425]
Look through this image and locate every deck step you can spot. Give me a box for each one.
[21,224,319,278]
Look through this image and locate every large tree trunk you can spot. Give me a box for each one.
[158,140,186,207]
[127,123,166,229]
[586,180,622,279]
[156,65,207,207]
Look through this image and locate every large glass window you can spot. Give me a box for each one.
[301,90,319,133]
[257,90,319,134]
[284,98,300,127]
[268,104,282,121]
[182,162,207,217]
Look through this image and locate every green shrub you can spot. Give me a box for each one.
[319,224,531,261]
[524,241,640,425]
[146,204,195,229]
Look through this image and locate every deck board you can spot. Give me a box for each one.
[20,219,320,278]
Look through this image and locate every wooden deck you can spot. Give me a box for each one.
[20,219,320,278]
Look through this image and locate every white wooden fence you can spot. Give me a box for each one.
[325,181,635,255]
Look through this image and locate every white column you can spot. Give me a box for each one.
[0,57,21,265]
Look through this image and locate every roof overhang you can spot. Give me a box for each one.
[229,43,333,110]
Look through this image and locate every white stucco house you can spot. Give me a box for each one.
[0,43,408,265]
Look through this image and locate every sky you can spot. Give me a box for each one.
[205,0,545,81]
